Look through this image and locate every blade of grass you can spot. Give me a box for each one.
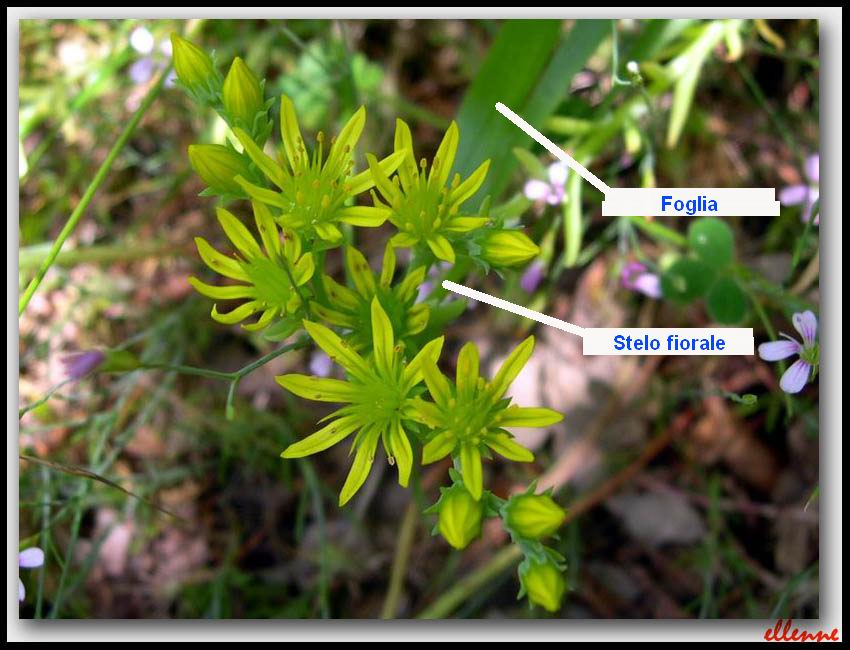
[20,455,184,521]
[18,63,171,316]
[454,20,607,205]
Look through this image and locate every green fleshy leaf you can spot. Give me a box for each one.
[660,258,715,304]
[688,217,735,267]
[705,276,748,324]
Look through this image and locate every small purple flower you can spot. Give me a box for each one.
[19,547,45,603]
[61,350,106,380]
[127,27,175,88]
[520,261,545,293]
[524,162,569,206]
[620,261,661,299]
[309,351,333,377]
[779,154,819,225]
[129,57,156,85]
[758,310,819,394]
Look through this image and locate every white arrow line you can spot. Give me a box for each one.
[495,101,611,196]
[442,280,586,338]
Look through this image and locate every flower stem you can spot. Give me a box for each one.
[418,545,523,619]
[380,499,420,619]
[18,64,172,316]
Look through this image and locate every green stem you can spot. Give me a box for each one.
[381,500,419,619]
[18,64,172,316]
[19,240,184,272]
[296,458,331,618]
[747,288,794,418]
[233,336,310,379]
[34,466,51,618]
[417,545,522,619]
[48,484,89,618]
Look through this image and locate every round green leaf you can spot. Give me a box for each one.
[660,259,715,304]
[706,277,748,324]
[688,217,734,267]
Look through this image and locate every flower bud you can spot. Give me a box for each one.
[170,34,216,89]
[503,493,565,540]
[479,229,540,267]
[61,350,106,380]
[519,557,567,613]
[188,144,251,195]
[437,484,483,550]
[222,57,264,129]
[60,348,140,381]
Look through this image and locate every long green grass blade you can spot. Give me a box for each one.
[454,20,607,205]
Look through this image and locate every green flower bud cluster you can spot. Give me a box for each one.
[501,487,568,612]
[171,34,273,198]
[424,471,569,613]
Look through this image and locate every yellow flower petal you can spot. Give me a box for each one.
[188,276,255,300]
[216,207,263,258]
[303,320,371,382]
[370,297,394,377]
[405,303,430,335]
[379,244,396,288]
[252,201,281,255]
[422,429,455,464]
[339,426,380,506]
[459,443,483,500]
[329,105,366,169]
[345,246,376,299]
[489,336,535,400]
[484,431,534,463]
[444,216,490,233]
[241,307,277,331]
[426,235,456,263]
[498,406,563,428]
[338,205,390,227]
[276,374,360,403]
[321,275,360,311]
[421,361,452,407]
[236,176,289,209]
[311,303,357,328]
[314,222,343,242]
[393,118,416,192]
[211,300,261,325]
[292,252,315,286]
[365,152,400,204]
[402,336,445,393]
[348,149,407,196]
[449,159,490,207]
[281,414,361,458]
[194,237,249,282]
[455,342,479,400]
[279,95,305,172]
[396,266,427,303]
[429,120,459,189]
[387,418,413,487]
[233,127,286,189]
